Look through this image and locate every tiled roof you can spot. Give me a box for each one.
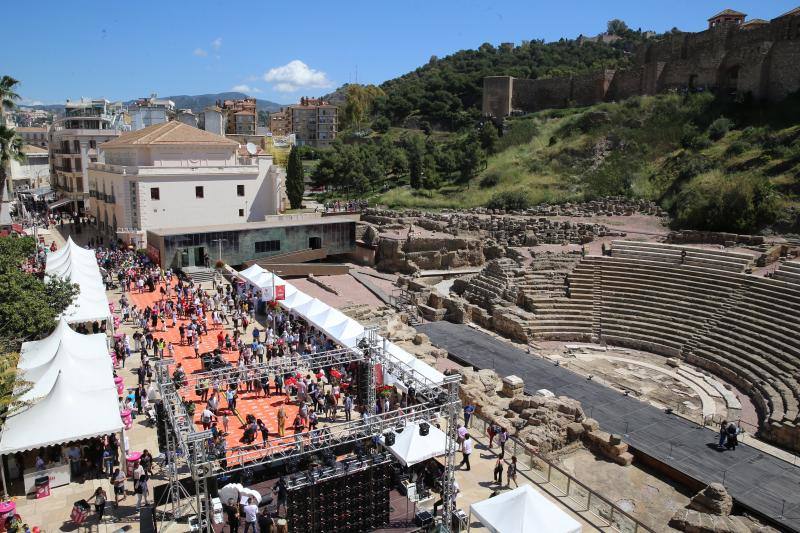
[778,6,800,18]
[708,8,746,20]
[741,18,768,27]
[15,127,48,133]
[101,121,238,148]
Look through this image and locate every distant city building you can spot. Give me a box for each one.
[9,145,49,191]
[12,109,52,128]
[176,109,198,127]
[14,127,49,149]
[48,98,128,213]
[201,106,226,136]
[88,121,284,247]
[268,110,289,136]
[708,8,746,28]
[216,98,257,136]
[287,97,338,148]
[129,94,175,131]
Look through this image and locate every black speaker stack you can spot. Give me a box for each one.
[285,452,392,532]
[155,401,169,451]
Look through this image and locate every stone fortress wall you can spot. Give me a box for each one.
[483,8,800,118]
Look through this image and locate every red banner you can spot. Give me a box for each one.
[275,284,285,300]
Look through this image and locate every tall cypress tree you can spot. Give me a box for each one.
[286,146,305,209]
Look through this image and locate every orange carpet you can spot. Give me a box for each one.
[127,281,300,458]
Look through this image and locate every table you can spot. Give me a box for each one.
[22,463,70,494]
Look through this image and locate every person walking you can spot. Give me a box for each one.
[274,477,288,516]
[507,456,518,488]
[135,472,150,510]
[717,420,729,450]
[499,427,509,454]
[725,422,739,450]
[459,434,473,471]
[493,455,504,484]
[463,403,475,428]
[112,468,126,507]
[92,486,107,519]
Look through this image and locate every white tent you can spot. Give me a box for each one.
[470,484,582,533]
[379,422,447,466]
[0,373,122,455]
[0,317,121,456]
[45,239,111,325]
[236,265,446,385]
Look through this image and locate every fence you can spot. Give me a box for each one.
[468,413,657,533]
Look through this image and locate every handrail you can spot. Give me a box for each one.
[470,412,657,533]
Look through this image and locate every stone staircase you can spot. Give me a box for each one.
[591,262,602,341]
[182,266,218,285]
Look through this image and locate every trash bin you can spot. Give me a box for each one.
[34,476,50,499]
[70,500,90,525]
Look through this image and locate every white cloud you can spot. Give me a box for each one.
[20,98,45,107]
[193,48,207,57]
[263,60,333,93]
[231,84,261,94]
[211,37,223,50]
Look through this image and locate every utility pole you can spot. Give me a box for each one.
[210,238,227,262]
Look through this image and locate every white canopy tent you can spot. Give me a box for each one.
[236,265,445,385]
[379,422,447,467]
[469,484,582,533]
[45,237,111,325]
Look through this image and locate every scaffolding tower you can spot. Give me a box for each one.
[155,327,462,532]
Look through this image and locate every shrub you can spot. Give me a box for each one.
[372,116,390,134]
[680,123,711,150]
[725,140,749,156]
[479,173,500,188]
[497,119,539,152]
[486,190,532,211]
[708,116,734,141]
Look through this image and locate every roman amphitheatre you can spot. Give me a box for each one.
[338,196,800,532]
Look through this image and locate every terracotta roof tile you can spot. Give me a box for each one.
[708,8,746,20]
[21,145,48,154]
[101,121,238,148]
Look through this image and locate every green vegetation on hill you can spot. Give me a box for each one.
[374,92,800,233]
[372,29,649,129]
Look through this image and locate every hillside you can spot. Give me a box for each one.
[375,92,800,234]
[371,28,649,129]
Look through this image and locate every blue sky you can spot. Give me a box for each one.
[3,0,798,105]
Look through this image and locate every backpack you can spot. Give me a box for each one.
[727,424,737,435]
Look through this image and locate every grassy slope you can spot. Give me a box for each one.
[376,94,800,224]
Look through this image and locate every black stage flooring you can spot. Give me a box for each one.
[419,321,800,532]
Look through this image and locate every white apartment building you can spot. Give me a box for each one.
[129,94,175,131]
[48,98,128,213]
[88,121,283,247]
[9,145,50,191]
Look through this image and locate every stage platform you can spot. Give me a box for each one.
[418,321,800,532]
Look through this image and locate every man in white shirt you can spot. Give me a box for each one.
[242,496,259,533]
[459,434,473,471]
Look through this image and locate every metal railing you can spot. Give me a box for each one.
[469,413,657,533]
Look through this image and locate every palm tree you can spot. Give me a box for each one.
[0,125,25,225]
[0,76,21,116]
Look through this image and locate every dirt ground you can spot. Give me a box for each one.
[557,446,691,531]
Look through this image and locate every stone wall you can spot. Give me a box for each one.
[484,9,800,117]
[375,236,484,274]
[665,230,765,246]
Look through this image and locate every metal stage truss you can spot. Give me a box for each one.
[155,327,462,532]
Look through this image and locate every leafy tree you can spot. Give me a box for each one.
[286,146,305,209]
[607,19,629,36]
[0,237,78,343]
[342,84,385,130]
[0,76,20,115]
[1,125,25,223]
[457,133,486,183]
[479,122,500,154]
[372,116,390,134]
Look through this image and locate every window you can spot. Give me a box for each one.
[238,209,244,217]
[150,187,160,200]
[254,240,281,253]
[89,140,96,149]
[237,184,245,196]
[195,186,204,198]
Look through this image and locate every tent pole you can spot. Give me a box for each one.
[120,429,128,474]
[0,455,8,500]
